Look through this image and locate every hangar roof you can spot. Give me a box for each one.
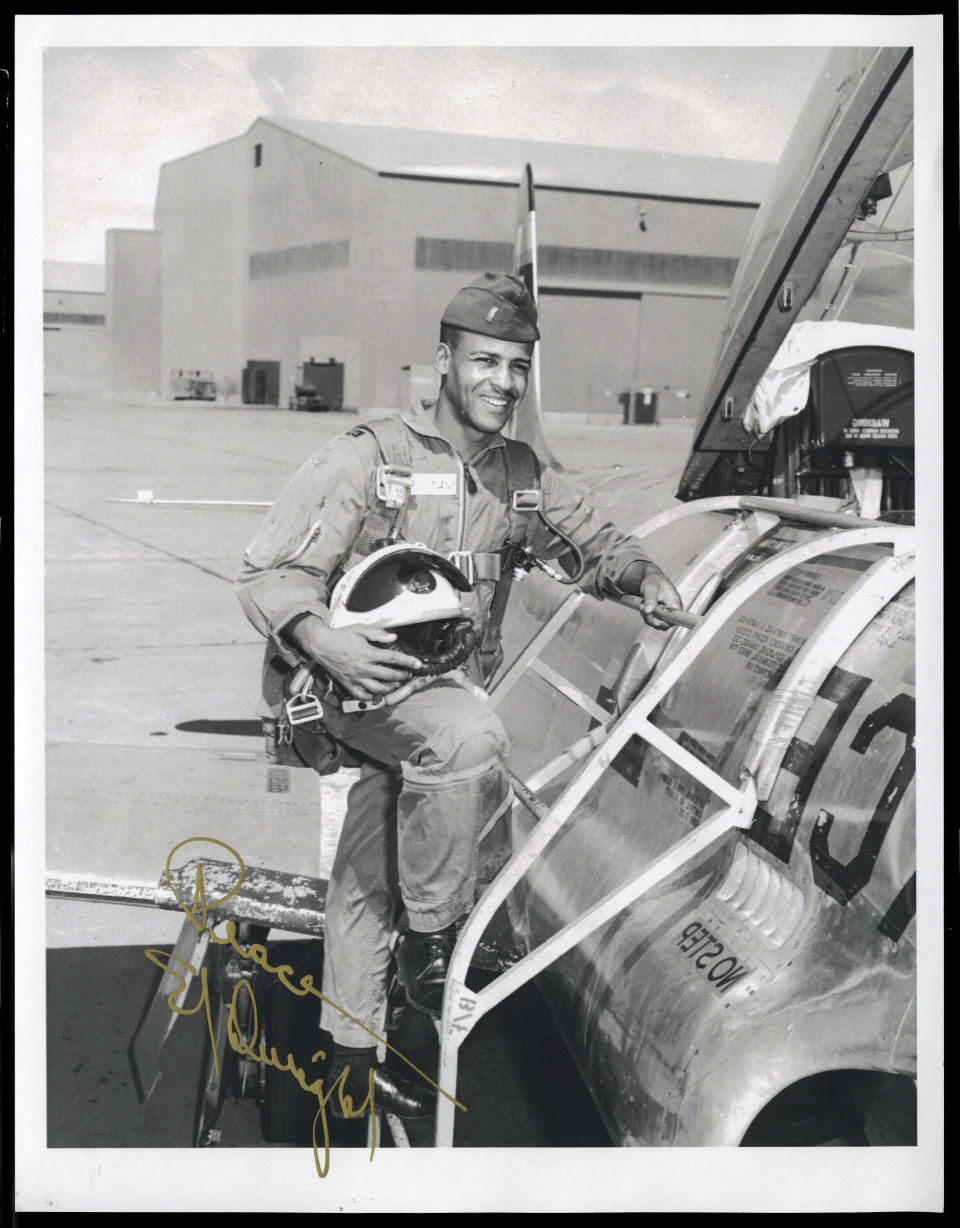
[256,117,774,206]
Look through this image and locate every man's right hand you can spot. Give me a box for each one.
[284,615,423,701]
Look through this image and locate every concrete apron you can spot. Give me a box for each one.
[45,740,356,948]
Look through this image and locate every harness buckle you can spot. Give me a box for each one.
[276,714,294,745]
[511,488,542,512]
[376,463,414,510]
[285,692,324,727]
[284,666,326,727]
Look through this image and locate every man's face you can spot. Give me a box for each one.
[435,330,533,435]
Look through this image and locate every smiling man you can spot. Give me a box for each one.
[434,318,533,443]
[236,272,681,1119]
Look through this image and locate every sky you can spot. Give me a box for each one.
[37,36,833,266]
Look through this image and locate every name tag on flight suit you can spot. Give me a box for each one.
[409,473,459,496]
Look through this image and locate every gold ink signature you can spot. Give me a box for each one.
[145,836,465,1177]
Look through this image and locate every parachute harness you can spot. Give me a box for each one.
[278,415,583,732]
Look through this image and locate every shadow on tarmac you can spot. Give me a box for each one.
[46,944,612,1150]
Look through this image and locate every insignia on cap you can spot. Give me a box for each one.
[440,271,540,342]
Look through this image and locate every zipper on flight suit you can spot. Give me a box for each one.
[453,451,467,554]
[452,447,488,556]
[444,437,509,589]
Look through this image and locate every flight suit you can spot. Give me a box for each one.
[236,400,655,1045]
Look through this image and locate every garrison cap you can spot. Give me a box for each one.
[441,272,540,343]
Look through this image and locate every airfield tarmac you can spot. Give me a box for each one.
[38,392,696,1150]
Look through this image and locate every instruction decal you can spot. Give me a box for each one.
[727,616,805,683]
[675,920,752,995]
[846,368,900,390]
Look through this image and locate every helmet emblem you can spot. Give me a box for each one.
[405,568,436,594]
[327,543,477,675]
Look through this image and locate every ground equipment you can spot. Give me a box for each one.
[288,384,329,412]
[170,368,217,400]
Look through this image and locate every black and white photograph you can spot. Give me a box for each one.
[14,12,943,1214]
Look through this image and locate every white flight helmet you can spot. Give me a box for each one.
[328,543,478,674]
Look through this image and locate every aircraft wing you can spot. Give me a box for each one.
[678,46,914,499]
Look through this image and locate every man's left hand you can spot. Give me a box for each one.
[616,561,683,630]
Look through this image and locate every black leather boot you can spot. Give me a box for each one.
[329,1064,436,1120]
[394,919,462,1016]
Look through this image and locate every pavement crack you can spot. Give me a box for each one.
[44,500,234,583]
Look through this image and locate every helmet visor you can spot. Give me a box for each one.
[343,549,472,615]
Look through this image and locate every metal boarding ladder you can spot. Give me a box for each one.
[487,496,892,793]
[606,496,910,710]
[494,496,916,842]
[433,502,915,1146]
[488,494,801,719]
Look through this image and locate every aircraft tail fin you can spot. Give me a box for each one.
[508,164,561,468]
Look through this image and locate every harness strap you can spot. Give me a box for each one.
[479,438,541,664]
[274,413,415,772]
[340,415,414,574]
[447,550,503,583]
[336,416,542,677]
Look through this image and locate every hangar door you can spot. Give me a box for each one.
[537,292,728,417]
[242,360,280,406]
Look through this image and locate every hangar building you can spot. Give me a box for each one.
[107,118,774,415]
[44,261,107,395]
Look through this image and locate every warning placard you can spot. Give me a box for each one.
[846,369,900,390]
[842,415,902,442]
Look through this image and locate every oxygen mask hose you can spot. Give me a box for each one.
[531,509,586,585]
[400,616,479,676]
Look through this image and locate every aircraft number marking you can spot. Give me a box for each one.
[809,691,916,907]
[877,871,917,943]
[751,666,873,865]
[748,668,916,934]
